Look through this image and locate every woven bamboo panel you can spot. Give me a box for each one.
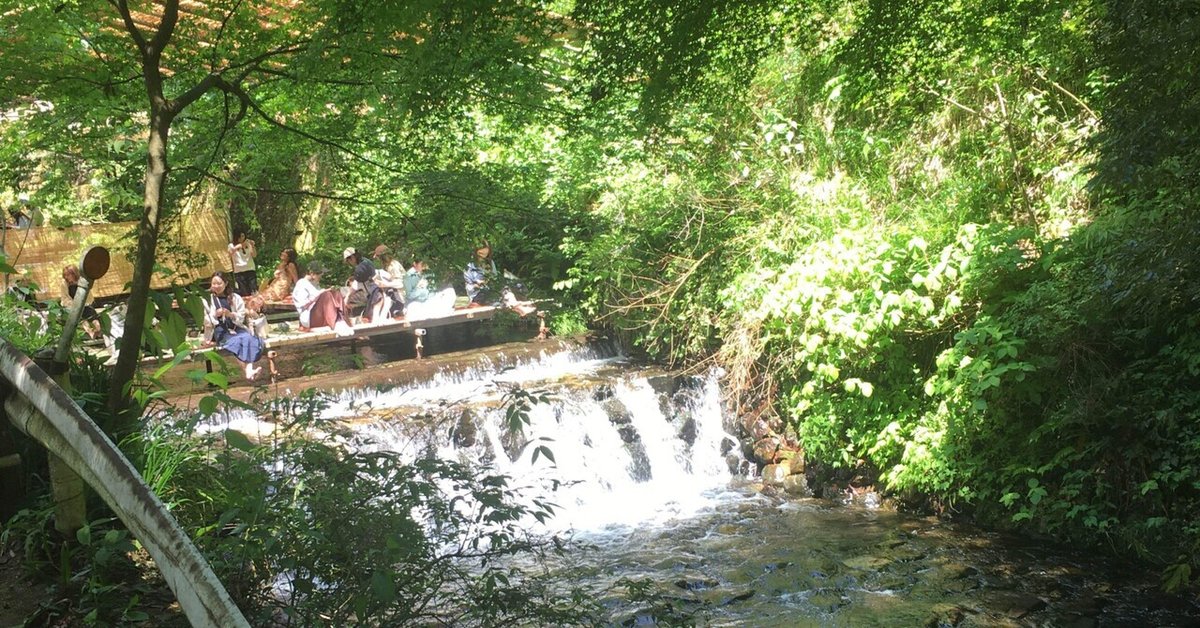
[3,208,230,301]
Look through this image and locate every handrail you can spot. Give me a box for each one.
[0,339,248,627]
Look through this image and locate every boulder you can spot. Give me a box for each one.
[761,463,788,486]
[782,473,810,496]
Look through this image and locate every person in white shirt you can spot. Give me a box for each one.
[228,230,258,296]
[291,260,354,337]
[372,244,406,316]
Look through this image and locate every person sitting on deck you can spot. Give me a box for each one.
[463,243,498,307]
[342,247,390,323]
[201,271,267,381]
[258,247,300,303]
[228,230,258,296]
[372,244,406,316]
[61,265,102,339]
[463,243,537,316]
[292,260,354,337]
[403,256,458,320]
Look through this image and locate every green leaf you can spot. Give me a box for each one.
[371,569,397,604]
[197,396,218,415]
[204,372,229,389]
[224,429,255,452]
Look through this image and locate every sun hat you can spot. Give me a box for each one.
[372,244,390,258]
[342,247,357,260]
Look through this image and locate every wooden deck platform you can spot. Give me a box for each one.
[264,304,521,350]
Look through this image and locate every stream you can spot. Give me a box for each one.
[216,342,1200,626]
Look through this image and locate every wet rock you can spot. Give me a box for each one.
[761,464,788,486]
[925,603,965,627]
[719,437,736,456]
[679,417,697,447]
[592,384,614,401]
[763,561,791,573]
[722,590,754,605]
[754,437,783,462]
[451,409,477,448]
[646,374,681,397]
[782,474,810,496]
[989,591,1047,618]
[842,555,892,570]
[786,451,806,474]
[604,401,633,425]
[674,577,719,591]
[617,424,640,443]
[725,454,743,475]
[940,562,980,580]
[715,524,739,535]
[807,590,851,613]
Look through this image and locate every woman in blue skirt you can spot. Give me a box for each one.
[202,271,267,381]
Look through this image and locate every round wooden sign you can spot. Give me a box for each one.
[80,246,110,281]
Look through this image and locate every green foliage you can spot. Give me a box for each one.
[154,393,595,625]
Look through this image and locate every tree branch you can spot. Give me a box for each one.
[209,0,245,72]
[149,0,180,55]
[178,166,408,205]
[110,0,148,57]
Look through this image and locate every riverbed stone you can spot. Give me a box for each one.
[761,464,788,486]
[842,555,891,570]
[988,591,1047,618]
[452,409,477,448]
[925,603,965,627]
[674,577,718,591]
[782,473,810,496]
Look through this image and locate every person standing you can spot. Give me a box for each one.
[228,230,258,296]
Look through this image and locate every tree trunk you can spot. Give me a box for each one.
[108,109,171,411]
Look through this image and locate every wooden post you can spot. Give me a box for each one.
[415,328,426,359]
[0,340,250,627]
[42,248,110,535]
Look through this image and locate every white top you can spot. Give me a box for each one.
[375,259,406,290]
[229,241,256,273]
[291,276,322,328]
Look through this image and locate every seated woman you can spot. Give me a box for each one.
[258,248,300,303]
[404,257,458,320]
[462,244,537,316]
[292,260,354,337]
[201,271,267,381]
[372,244,406,316]
[463,243,498,306]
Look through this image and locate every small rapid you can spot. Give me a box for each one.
[198,342,1200,625]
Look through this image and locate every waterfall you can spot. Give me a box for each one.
[201,343,744,534]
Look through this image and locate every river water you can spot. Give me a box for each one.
[224,343,1200,626]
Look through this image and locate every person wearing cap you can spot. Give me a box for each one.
[291,260,354,336]
[372,244,406,316]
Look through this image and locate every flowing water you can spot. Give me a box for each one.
[216,343,1200,626]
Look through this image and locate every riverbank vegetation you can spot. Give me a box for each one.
[2,0,1198,619]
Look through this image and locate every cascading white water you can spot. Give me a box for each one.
[200,344,743,535]
[328,347,741,534]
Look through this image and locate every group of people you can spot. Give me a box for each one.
[202,236,532,381]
